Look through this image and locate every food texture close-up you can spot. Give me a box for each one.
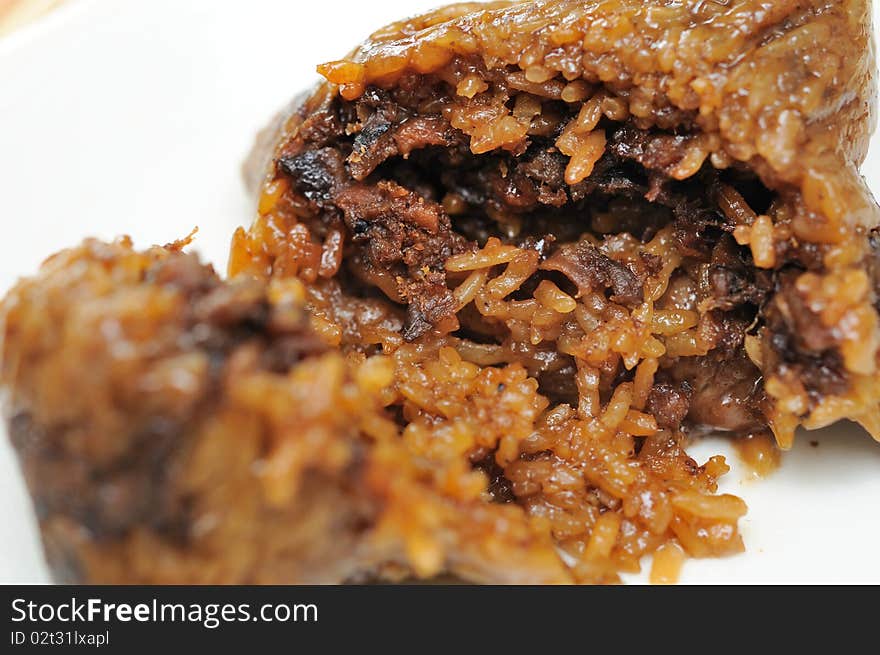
[2,0,880,586]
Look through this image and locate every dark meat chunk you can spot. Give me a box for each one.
[279,144,467,337]
[667,352,764,432]
[703,235,770,311]
[645,383,692,430]
[348,92,457,180]
[278,147,347,207]
[671,198,727,260]
[336,180,446,238]
[540,240,643,304]
[516,148,571,207]
[766,272,839,354]
[761,271,850,399]
[402,287,459,341]
[335,181,466,338]
[607,124,693,176]
[277,101,467,338]
[349,110,396,180]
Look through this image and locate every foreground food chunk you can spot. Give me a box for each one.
[3,239,738,583]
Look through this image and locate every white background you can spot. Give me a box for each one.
[0,0,879,584]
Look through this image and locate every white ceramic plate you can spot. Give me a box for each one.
[1,0,879,584]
